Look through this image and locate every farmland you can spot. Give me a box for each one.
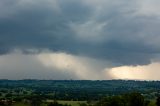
[0,80,160,106]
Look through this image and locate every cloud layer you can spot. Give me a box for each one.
[0,51,111,80]
[0,0,160,66]
[0,0,160,79]
[0,51,160,80]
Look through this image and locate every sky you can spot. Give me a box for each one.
[0,0,160,80]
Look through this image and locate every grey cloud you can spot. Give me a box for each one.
[0,0,160,66]
[0,53,76,80]
[0,53,111,80]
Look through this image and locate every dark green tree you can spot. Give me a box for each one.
[156,97,160,106]
[96,96,125,106]
[26,94,43,106]
[96,92,146,106]
[123,92,145,106]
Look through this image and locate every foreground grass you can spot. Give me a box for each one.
[12,100,87,106]
[148,100,156,106]
[6,100,158,106]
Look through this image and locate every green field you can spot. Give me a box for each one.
[46,100,87,106]
[58,100,87,106]
[148,100,156,106]
[0,80,159,106]
[13,102,31,106]
[12,100,87,106]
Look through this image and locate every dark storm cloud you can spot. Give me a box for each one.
[0,0,160,65]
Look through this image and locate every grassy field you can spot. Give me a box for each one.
[13,102,30,106]
[5,100,158,106]
[148,100,156,106]
[58,100,87,106]
[12,100,87,106]
[47,100,87,106]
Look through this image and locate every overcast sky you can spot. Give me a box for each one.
[0,0,160,80]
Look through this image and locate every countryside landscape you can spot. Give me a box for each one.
[1,0,160,106]
[0,80,160,106]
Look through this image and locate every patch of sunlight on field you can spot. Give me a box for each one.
[46,100,87,106]
[58,100,87,106]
